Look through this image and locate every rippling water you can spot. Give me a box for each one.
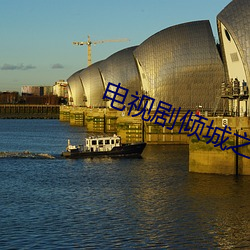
[0,119,250,249]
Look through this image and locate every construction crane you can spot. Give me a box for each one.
[73,35,129,66]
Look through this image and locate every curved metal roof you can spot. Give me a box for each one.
[67,69,86,106]
[217,0,250,84]
[79,61,105,108]
[134,20,225,110]
[99,46,141,108]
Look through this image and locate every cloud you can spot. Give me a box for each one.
[23,64,36,70]
[51,63,64,69]
[1,63,36,70]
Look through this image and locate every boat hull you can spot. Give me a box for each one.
[62,142,146,159]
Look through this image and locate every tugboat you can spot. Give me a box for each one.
[61,134,146,158]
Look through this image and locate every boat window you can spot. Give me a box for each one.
[105,140,110,144]
[116,139,120,144]
[92,140,97,145]
[98,140,103,145]
[111,139,114,144]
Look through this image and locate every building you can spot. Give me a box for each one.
[98,46,141,109]
[217,0,250,116]
[133,20,225,111]
[53,80,68,98]
[21,85,58,105]
[68,21,225,112]
[67,69,86,106]
[67,0,250,116]
[21,86,53,96]
[0,92,19,104]
[79,61,105,108]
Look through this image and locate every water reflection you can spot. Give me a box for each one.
[1,120,250,249]
[186,173,250,248]
[112,145,250,248]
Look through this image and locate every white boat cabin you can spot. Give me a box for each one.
[85,134,121,152]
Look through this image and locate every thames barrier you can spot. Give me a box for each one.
[62,0,250,175]
[59,105,250,175]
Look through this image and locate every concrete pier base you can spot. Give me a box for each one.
[189,117,250,175]
[59,106,190,144]
[70,109,85,126]
[59,106,71,122]
[116,112,143,143]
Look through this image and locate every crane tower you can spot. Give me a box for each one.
[73,35,129,66]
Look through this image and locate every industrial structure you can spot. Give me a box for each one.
[67,0,250,117]
[52,80,68,99]
[62,0,250,175]
[67,69,86,106]
[217,0,250,116]
[133,20,224,112]
[78,61,105,108]
[68,21,225,114]
[73,35,129,66]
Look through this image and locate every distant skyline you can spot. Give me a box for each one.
[0,0,232,92]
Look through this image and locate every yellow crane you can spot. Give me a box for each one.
[73,35,129,66]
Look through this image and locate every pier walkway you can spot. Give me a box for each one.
[0,105,60,119]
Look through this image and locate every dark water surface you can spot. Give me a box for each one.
[0,120,250,249]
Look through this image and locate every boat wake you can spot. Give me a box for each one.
[0,151,55,159]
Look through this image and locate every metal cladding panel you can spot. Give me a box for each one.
[79,61,105,108]
[67,69,86,106]
[134,20,225,111]
[99,46,142,107]
[217,0,250,84]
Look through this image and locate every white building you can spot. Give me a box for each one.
[53,80,68,98]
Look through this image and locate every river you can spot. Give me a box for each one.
[0,119,249,249]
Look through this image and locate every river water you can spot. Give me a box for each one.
[0,119,249,249]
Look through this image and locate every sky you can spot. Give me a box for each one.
[0,0,232,92]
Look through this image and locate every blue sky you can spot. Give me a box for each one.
[0,0,232,92]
